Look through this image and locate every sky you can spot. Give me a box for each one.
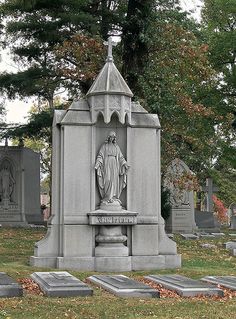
[3,0,203,125]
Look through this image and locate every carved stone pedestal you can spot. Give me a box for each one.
[95,225,128,256]
[88,209,138,259]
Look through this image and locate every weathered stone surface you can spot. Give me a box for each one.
[180,234,198,240]
[223,241,236,249]
[87,275,160,298]
[202,276,236,290]
[145,274,223,297]
[31,272,93,297]
[0,272,23,298]
[88,210,138,225]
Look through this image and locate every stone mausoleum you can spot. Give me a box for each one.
[0,143,42,225]
[30,38,181,271]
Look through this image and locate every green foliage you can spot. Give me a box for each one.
[201,0,236,203]
[161,185,171,220]
[0,0,127,101]
[202,0,236,115]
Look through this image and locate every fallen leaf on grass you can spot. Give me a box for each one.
[138,278,180,298]
[138,277,236,301]
[17,278,43,296]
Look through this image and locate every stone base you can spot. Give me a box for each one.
[26,213,45,225]
[30,256,57,268]
[57,257,95,271]
[166,207,197,234]
[95,245,128,257]
[30,254,181,271]
[0,221,28,227]
[132,255,181,270]
[95,257,132,272]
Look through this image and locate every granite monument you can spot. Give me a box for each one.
[164,159,197,233]
[30,37,181,271]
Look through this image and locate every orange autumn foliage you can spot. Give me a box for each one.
[213,194,227,223]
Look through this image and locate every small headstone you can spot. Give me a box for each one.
[180,233,198,240]
[31,272,93,297]
[87,275,160,298]
[229,233,236,237]
[223,242,236,249]
[194,210,220,231]
[145,274,223,297]
[0,272,23,297]
[202,276,236,290]
[164,159,197,234]
[211,232,225,237]
[200,243,217,249]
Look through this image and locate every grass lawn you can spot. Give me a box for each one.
[0,227,236,319]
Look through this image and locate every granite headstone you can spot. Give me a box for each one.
[202,276,236,290]
[31,272,93,297]
[87,275,160,298]
[0,272,23,297]
[145,274,223,297]
[164,159,197,234]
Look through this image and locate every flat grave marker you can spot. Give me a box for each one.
[145,274,223,297]
[0,272,23,298]
[87,275,160,298]
[202,276,236,290]
[180,234,198,240]
[211,232,225,237]
[31,272,93,297]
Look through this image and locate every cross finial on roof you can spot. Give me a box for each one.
[104,36,117,62]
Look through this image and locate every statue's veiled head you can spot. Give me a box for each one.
[107,131,116,143]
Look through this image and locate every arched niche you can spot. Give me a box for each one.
[95,112,127,209]
[0,157,17,203]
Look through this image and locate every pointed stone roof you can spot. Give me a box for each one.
[86,61,133,97]
[86,37,133,98]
